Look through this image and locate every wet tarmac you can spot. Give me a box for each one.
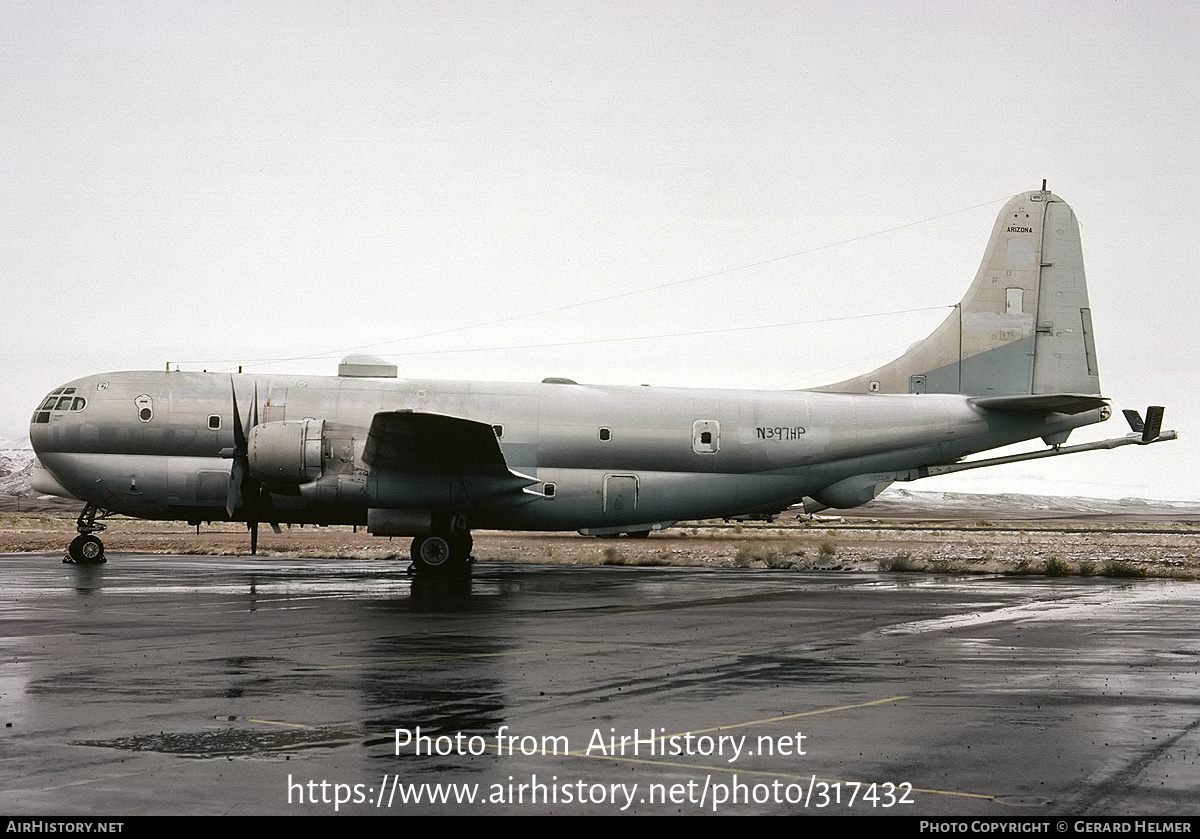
[2,552,1198,816]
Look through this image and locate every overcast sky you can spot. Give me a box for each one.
[3,1,1197,500]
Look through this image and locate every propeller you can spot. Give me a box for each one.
[226,379,264,555]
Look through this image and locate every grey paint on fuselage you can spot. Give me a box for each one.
[31,369,1100,531]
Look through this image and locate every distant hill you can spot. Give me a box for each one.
[0,437,33,497]
[0,438,76,511]
[850,487,1200,522]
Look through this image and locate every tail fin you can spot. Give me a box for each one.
[816,187,1102,397]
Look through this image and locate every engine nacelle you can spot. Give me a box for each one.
[248,419,325,485]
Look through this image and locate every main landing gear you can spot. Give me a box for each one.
[409,518,473,577]
[65,503,111,564]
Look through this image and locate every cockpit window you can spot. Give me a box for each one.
[32,390,87,423]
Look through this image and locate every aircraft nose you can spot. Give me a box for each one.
[29,380,91,451]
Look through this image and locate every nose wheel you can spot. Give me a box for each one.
[64,502,110,564]
[66,534,106,564]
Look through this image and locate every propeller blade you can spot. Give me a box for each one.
[227,378,248,518]
[228,377,266,555]
[225,458,244,518]
[230,378,247,452]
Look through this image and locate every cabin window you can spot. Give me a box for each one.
[542,482,556,498]
[492,424,504,439]
[208,415,221,430]
[598,427,612,442]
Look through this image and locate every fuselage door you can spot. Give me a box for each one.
[602,474,638,517]
[692,420,720,454]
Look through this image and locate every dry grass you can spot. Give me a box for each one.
[3,512,1199,579]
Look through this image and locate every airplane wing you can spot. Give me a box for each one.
[362,411,538,507]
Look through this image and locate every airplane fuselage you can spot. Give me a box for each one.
[30,370,1102,533]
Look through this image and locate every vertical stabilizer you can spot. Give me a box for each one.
[816,188,1101,397]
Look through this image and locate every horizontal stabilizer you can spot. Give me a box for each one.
[970,394,1109,415]
[1122,409,1145,433]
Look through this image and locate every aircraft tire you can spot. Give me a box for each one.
[411,532,472,575]
[67,534,106,564]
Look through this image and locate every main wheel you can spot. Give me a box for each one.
[67,534,106,564]
[410,532,472,575]
[411,534,453,572]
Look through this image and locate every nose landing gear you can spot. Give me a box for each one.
[64,503,111,564]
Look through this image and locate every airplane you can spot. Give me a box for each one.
[29,185,1176,573]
